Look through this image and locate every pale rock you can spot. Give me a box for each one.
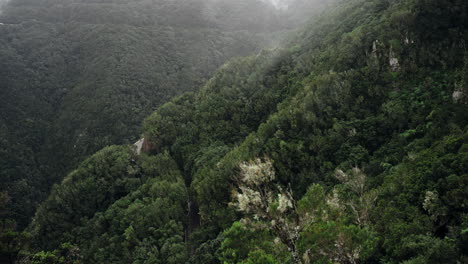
[133,138,144,155]
[389,49,400,71]
[452,90,464,103]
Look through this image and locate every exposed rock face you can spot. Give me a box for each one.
[133,138,155,155]
[452,90,465,104]
[389,57,400,71]
[372,40,378,54]
[389,48,400,71]
[133,138,144,155]
[371,40,379,59]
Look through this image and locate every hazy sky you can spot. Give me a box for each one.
[262,0,291,10]
[0,0,9,14]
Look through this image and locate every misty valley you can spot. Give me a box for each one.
[0,0,467,263]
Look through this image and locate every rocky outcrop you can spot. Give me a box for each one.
[133,138,154,155]
[133,138,144,155]
[389,47,400,72]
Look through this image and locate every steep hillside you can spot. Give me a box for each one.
[3,0,468,263]
[0,0,312,229]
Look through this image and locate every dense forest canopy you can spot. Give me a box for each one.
[1,0,467,263]
[0,0,328,231]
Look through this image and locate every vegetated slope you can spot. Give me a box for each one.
[0,0,302,229]
[20,0,468,263]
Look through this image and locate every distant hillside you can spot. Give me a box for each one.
[0,0,325,230]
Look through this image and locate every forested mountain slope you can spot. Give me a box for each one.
[0,0,324,230]
[3,0,468,263]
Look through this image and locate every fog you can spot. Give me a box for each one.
[0,0,9,15]
[0,0,333,31]
[262,0,291,10]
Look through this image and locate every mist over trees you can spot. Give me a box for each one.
[1,0,467,263]
[0,0,314,230]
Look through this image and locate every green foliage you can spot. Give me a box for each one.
[298,184,378,264]
[5,0,468,263]
[24,243,82,264]
[77,168,189,263]
[0,217,29,264]
[0,0,290,229]
[239,250,278,264]
[399,235,458,264]
[299,222,378,264]
[146,0,468,262]
[375,132,468,263]
[28,146,141,250]
[24,148,189,263]
[218,222,283,264]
